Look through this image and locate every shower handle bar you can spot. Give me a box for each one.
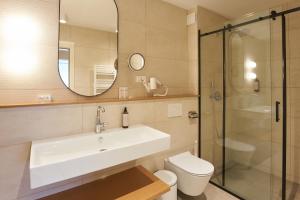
[276,101,280,122]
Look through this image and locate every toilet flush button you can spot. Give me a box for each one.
[168,104,182,118]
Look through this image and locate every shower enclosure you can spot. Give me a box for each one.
[199,5,300,200]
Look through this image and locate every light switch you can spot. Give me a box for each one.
[136,76,146,83]
[168,104,182,118]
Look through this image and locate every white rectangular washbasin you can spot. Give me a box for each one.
[30,125,170,188]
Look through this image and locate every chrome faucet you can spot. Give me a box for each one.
[95,106,107,134]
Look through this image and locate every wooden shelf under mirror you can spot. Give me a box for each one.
[0,94,199,109]
[39,166,170,200]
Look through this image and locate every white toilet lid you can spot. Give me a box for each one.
[154,170,177,186]
[168,152,214,176]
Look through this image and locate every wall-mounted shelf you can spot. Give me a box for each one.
[0,94,199,109]
[39,166,170,200]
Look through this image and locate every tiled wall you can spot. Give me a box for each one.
[0,0,199,200]
[187,8,199,96]
[0,0,193,105]
[286,1,300,185]
[269,1,300,192]
[0,98,198,200]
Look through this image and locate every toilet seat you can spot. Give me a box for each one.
[168,152,214,177]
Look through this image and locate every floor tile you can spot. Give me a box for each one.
[178,183,239,200]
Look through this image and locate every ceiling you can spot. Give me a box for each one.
[163,0,291,19]
[60,0,117,32]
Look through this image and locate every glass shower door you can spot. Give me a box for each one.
[200,11,286,200]
[223,19,277,200]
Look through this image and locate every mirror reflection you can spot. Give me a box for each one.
[58,0,118,96]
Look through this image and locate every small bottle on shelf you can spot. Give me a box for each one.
[122,107,129,128]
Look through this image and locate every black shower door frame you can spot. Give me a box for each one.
[198,7,300,200]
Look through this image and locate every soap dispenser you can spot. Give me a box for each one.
[122,107,129,128]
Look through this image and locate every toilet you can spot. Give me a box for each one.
[165,151,214,197]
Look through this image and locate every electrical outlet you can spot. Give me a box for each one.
[38,94,53,102]
[136,76,146,83]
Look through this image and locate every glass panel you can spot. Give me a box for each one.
[270,14,284,200]
[223,19,273,200]
[200,11,287,200]
[286,4,300,199]
[200,32,224,186]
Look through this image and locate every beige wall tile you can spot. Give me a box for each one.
[116,0,146,25]
[289,58,300,87]
[0,89,79,105]
[188,60,198,94]
[0,105,83,147]
[188,23,199,61]
[146,58,189,88]
[146,0,187,33]
[0,143,30,200]
[0,52,63,90]
[0,0,59,46]
[287,7,300,30]
[118,20,147,55]
[290,145,300,183]
[198,6,228,33]
[288,28,300,59]
[290,88,300,118]
[290,117,300,148]
[147,28,187,60]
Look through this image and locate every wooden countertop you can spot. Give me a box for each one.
[0,94,199,109]
[39,166,170,200]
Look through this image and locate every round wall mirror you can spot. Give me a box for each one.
[128,53,145,71]
[58,0,118,97]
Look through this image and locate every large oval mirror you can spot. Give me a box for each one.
[58,0,118,96]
